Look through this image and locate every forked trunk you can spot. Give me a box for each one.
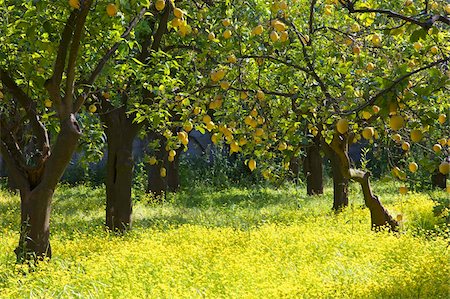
[326,134,398,230]
[10,115,82,261]
[303,140,324,195]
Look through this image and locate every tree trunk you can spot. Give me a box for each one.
[431,170,447,189]
[303,140,324,195]
[2,115,82,261]
[329,152,349,210]
[104,132,134,232]
[146,135,168,198]
[327,133,398,230]
[167,151,180,192]
[289,156,301,183]
[101,106,141,232]
[16,187,53,261]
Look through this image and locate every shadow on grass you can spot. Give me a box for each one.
[170,185,308,209]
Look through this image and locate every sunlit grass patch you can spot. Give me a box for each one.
[0,183,448,298]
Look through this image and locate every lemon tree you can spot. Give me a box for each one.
[192,0,449,229]
[0,0,146,260]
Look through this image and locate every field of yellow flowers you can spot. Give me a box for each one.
[0,182,449,298]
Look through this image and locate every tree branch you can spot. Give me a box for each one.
[73,7,147,113]
[0,68,50,155]
[63,0,93,115]
[342,1,450,29]
[45,11,77,114]
[150,3,171,51]
[342,57,449,115]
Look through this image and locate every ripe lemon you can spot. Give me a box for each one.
[433,144,442,153]
[206,121,215,131]
[270,31,279,42]
[408,162,418,173]
[160,167,166,177]
[401,142,410,151]
[392,133,402,142]
[223,29,232,39]
[173,7,183,18]
[362,111,372,120]
[227,55,237,64]
[389,115,404,131]
[248,159,256,171]
[252,25,264,35]
[155,0,165,11]
[148,156,157,165]
[273,20,286,32]
[351,23,360,32]
[410,129,423,142]
[336,118,349,134]
[399,186,408,195]
[366,63,375,71]
[439,161,450,175]
[230,141,240,153]
[69,0,80,9]
[438,113,446,124]
[256,90,265,101]
[106,3,118,16]
[278,142,288,151]
[372,105,380,113]
[202,115,211,124]
[430,46,438,54]
[413,42,423,51]
[371,34,382,46]
[184,121,193,132]
[362,127,374,140]
[280,31,289,42]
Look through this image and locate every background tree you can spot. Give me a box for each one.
[192,0,449,229]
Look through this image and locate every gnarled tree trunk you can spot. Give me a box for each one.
[303,138,324,195]
[326,133,397,230]
[1,115,82,261]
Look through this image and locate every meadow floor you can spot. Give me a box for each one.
[0,181,449,298]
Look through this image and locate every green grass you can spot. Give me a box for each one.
[0,181,449,298]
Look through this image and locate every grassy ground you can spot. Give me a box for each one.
[0,181,448,298]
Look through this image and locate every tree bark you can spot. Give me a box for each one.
[101,106,141,232]
[303,139,324,195]
[329,151,349,210]
[167,151,181,192]
[6,115,82,261]
[431,170,447,189]
[327,133,398,230]
[146,135,168,198]
[289,156,301,183]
